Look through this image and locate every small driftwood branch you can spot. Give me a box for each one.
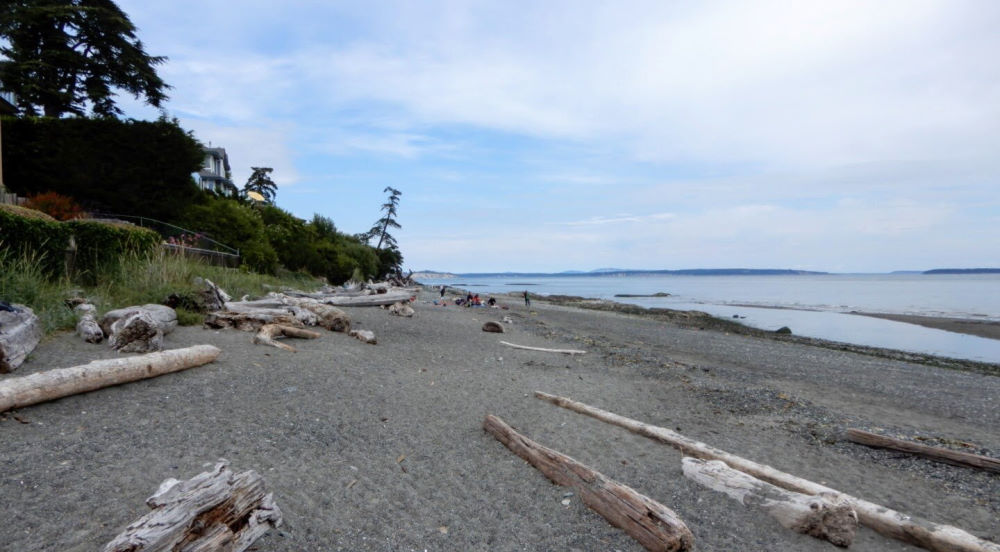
[252,324,321,352]
[682,457,857,547]
[535,391,1000,552]
[846,429,1000,474]
[349,329,377,344]
[499,341,586,355]
[103,459,282,552]
[484,414,694,552]
[0,345,221,413]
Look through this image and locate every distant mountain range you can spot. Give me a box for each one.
[923,268,1000,274]
[412,267,1000,278]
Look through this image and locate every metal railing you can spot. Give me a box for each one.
[90,213,241,267]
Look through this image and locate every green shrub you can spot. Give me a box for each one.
[181,196,279,274]
[0,206,73,277]
[66,220,161,284]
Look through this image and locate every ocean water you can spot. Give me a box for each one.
[417,273,1000,364]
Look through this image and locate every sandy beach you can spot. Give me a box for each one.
[1,290,998,551]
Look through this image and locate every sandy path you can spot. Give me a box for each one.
[1,291,997,551]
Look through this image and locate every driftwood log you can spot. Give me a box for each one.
[205,311,302,332]
[0,345,221,413]
[682,457,857,546]
[108,311,164,353]
[349,329,377,344]
[0,304,43,373]
[74,303,104,343]
[322,291,414,307]
[252,324,321,352]
[100,304,177,336]
[278,296,351,331]
[536,391,1000,552]
[846,429,1000,474]
[103,459,282,552]
[500,341,586,355]
[388,301,414,317]
[484,414,694,552]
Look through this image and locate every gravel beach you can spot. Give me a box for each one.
[2,290,998,551]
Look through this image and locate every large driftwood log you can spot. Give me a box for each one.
[100,304,177,336]
[500,341,586,355]
[252,324,321,352]
[846,429,1000,474]
[204,312,302,332]
[0,345,221,413]
[0,304,43,373]
[682,457,857,546]
[278,296,351,332]
[484,414,694,552]
[109,311,163,353]
[104,459,282,552]
[536,391,1000,552]
[321,291,414,307]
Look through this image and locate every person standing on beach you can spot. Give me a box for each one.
[439,285,446,298]
[523,290,531,308]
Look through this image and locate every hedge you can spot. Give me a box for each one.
[0,205,73,276]
[66,220,162,282]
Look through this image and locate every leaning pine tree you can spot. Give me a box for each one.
[362,187,404,278]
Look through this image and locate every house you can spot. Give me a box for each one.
[197,147,237,196]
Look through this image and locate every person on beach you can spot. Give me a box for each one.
[523,290,531,308]
[439,285,446,298]
[487,297,496,307]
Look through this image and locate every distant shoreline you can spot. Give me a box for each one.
[852,312,1000,341]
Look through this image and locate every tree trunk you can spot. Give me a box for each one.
[500,341,586,355]
[204,312,302,332]
[846,429,1000,474]
[278,297,351,332]
[682,457,857,546]
[252,324,321,352]
[0,304,43,373]
[0,345,221,413]
[108,311,164,353]
[103,460,282,552]
[100,304,178,336]
[484,414,694,552]
[535,391,1000,552]
[322,291,414,307]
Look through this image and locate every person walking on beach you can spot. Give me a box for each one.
[523,290,531,309]
[439,285,446,298]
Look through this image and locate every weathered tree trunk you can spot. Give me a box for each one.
[484,414,694,552]
[109,311,164,353]
[278,296,351,332]
[0,304,43,373]
[535,391,1000,552]
[75,304,105,344]
[322,291,414,307]
[682,457,857,546]
[204,312,302,332]
[349,329,377,344]
[103,460,282,552]
[0,345,221,413]
[100,304,177,337]
[252,324,321,352]
[846,429,1000,474]
[500,341,586,355]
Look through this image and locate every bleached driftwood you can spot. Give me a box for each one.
[100,304,177,336]
[108,311,163,352]
[482,321,504,333]
[0,345,221,413]
[252,324,321,352]
[74,304,104,344]
[103,459,282,552]
[846,429,1000,474]
[349,329,377,344]
[278,296,351,332]
[204,312,302,332]
[535,391,1000,552]
[484,414,694,552]
[195,277,231,311]
[500,341,585,355]
[0,304,43,373]
[682,457,857,546]
[322,291,414,307]
[388,301,415,317]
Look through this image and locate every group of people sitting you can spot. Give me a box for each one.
[436,285,498,308]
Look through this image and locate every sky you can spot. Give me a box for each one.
[114,0,999,273]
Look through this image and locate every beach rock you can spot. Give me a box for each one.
[349,329,377,344]
[482,321,504,333]
[389,302,415,317]
[0,303,43,373]
[101,304,178,336]
[109,311,164,353]
[776,326,793,335]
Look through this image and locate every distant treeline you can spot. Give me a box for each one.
[923,268,1000,274]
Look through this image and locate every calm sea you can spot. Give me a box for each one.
[417,273,1000,364]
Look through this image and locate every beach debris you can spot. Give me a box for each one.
[682,457,857,546]
[100,304,178,337]
[0,345,221,413]
[277,296,352,332]
[502,316,513,324]
[499,340,585,355]
[388,301,415,317]
[483,414,694,552]
[205,311,302,332]
[108,310,164,352]
[775,326,792,335]
[349,329,377,345]
[252,324,321,352]
[846,428,1000,474]
[535,391,1000,552]
[0,303,43,373]
[74,303,104,343]
[322,291,415,307]
[481,321,504,333]
[103,459,282,552]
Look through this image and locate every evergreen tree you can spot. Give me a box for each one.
[0,0,168,117]
[243,167,277,203]
[365,186,402,251]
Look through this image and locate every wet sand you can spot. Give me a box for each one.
[1,291,998,551]
[853,312,1000,341]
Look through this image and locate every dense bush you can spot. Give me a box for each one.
[180,196,279,274]
[0,204,73,276]
[25,191,86,220]
[1,116,204,220]
[66,220,161,283]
